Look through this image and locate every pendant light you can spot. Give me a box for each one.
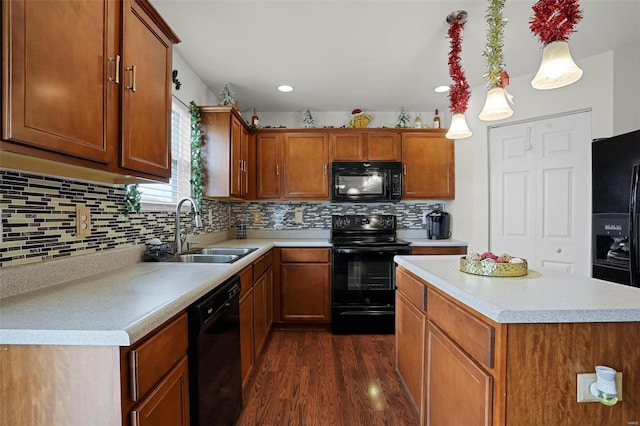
[478,0,513,121]
[530,0,584,90]
[478,86,513,121]
[446,113,473,139]
[444,10,472,139]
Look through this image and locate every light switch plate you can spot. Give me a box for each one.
[294,207,303,224]
[253,212,261,225]
[577,372,623,402]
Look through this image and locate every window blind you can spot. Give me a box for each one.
[139,98,192,206]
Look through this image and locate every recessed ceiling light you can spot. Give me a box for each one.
[434,85,450,93]
[277,85,294,93]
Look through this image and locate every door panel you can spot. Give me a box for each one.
[489,111,591,276]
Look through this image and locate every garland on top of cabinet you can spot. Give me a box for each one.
[189,101,204,211]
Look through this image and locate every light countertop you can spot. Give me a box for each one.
[0,237,468,347]
[0,240,327,347]
[394,255,640,324]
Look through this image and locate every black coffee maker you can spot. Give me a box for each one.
[426,209,451,240]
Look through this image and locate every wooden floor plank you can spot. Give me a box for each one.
[237,330,418,426]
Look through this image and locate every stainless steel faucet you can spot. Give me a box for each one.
[175,197,203,254]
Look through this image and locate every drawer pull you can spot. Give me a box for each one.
[129,350,139,401]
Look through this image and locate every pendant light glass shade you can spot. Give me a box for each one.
[445,113,472,139]
[531,40,583,90]
[478,87,513,121]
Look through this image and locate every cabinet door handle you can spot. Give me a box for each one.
[129,350,139,401]
[108,55,120,84]
[403,164,407,175]
[126,65,137,92]
[276,165,279,176]
[323,164,327,175]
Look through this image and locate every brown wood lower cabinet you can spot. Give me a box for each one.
[278,248,331,323]
[239,250,275,388]
[395,291,426,423]
[0,311,190,426]
[130,356,190,426]
[395,266,640,426]
[122,312,190,426]
[426,323,492,426]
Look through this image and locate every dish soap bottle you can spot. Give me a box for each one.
[433,109,441,128]
[414,112,422,128]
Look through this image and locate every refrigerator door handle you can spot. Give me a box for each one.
[629,164,640,286]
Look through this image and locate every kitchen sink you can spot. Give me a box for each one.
[198,247,257,256]
[176,254,241,263]
[163,247,258,264]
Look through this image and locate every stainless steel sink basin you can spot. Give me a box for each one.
[176,254,240,263]
[198,247,257,256]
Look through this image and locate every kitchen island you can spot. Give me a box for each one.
[394,255,640,426]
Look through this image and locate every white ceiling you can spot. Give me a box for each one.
[151,0,640,113]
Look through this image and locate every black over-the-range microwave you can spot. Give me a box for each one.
[331,161,402,202]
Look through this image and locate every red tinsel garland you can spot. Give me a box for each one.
[448,20,470,114]
[530,0,583,45]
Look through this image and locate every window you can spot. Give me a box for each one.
[139,98,191,209]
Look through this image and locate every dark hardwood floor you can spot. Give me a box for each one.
[236,329,418,426]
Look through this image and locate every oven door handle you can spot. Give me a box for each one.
[333,246,411,255]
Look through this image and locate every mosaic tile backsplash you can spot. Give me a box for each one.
[0,170,442,268]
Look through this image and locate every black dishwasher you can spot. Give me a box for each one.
[188,275,242,426]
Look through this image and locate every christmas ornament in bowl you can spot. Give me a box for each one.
[349,109,371,128]
[459,251,528,277]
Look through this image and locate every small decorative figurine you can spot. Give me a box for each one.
[349,109,371,128]
[303,108,315,128]
[396,107,411,128]
[219,84,235,106]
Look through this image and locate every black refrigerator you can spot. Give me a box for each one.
[592,129,640,287]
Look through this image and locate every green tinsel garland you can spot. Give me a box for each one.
[189,101,204,211]
[483,0,507,88]
[123,184,141,216]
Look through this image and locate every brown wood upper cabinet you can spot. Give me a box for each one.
[402,130,455,199]
[1,0,179,183]
[199,106,251,199]
[256,130,330,200]
[331,131,401,161]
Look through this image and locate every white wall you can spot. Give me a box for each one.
[171,51,218,106]
[613,48,640,135]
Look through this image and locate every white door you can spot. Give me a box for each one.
[489,111,591,276]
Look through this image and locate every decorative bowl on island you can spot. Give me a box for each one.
[459,252,528,277]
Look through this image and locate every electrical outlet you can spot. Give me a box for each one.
[294,207,303,224]
[76,206,91,238]
[253,211,262,225]
[0,208,3,244]
[208,210,213,225]
[577,372,623,403]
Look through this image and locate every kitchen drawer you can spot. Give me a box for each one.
[427,288,495,369]
[253,255,266,278]
[396,268,426,311]
[128,312,188,402]
[280,248,330,263]
[410,246,467,255]
[239,265,253,296]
